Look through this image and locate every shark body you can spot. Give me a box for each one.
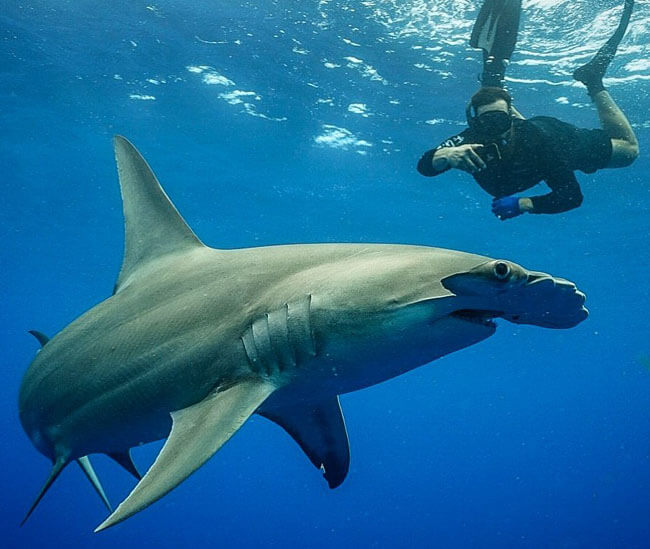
[19,136,588,531]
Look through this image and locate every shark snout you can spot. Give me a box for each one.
[502,273,588,329]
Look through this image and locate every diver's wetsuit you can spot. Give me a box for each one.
[417,116,612,214]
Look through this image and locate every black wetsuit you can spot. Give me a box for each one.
[417,116,612,214]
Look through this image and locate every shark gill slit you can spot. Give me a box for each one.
[242,296,316,376]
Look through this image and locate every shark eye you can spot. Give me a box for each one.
[493,261,511,281]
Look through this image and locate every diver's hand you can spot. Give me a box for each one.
[492,196,523,220]
[436,144,487,174]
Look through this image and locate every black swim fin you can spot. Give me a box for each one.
[470,0,522,62]
[573,0,634,96]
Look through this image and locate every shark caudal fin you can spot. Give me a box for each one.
[95,380,276,532]
[112,136,205,294]
[21,458,68,526]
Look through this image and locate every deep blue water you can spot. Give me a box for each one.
[2,1,649,547]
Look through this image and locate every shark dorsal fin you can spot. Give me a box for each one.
[28,330,50,348]
[113,136,204,293]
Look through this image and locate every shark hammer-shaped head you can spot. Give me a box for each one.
[18,136,588,531]
[281,246,587,398]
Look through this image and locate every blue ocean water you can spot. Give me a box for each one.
[2,0,649,547]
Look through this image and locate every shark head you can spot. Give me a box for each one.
[439,259,588,330]
[297,248,588,394]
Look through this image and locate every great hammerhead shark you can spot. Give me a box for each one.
[18,136,588,531]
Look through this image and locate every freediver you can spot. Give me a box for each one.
[417,0,639,220]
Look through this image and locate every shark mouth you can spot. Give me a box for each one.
[451,310,502,328]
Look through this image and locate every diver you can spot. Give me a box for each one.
[417,0,639,220]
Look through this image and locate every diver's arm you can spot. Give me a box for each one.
[527,171,584,214]
[418,144,486,176]
[417,148,447,175]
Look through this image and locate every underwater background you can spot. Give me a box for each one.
[2,1,649,547]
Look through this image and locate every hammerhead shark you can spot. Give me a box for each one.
[18,136,588,531]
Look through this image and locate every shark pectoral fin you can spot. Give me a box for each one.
[259,396,350,489]
[107,450,142,480]
[21,457,68,526]
[77,456,112,512]
[95,379,276,532]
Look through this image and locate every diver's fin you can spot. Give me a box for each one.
[77,456,112,512]
[573,0,634,94]
[470,0,522,61]
[608,0,634,50]
[20,457,68,526]
[259,397,350,489]
[108,450,142,480]
[95,379,276,532]
[28,330,50,348]
[112,136,205,294]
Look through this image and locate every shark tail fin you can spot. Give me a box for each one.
[20,457,68,526]
[77,456,112,512]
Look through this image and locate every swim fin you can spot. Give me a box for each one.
[573,0,634,96]
[470,0,522,87]
[470,0,522,61]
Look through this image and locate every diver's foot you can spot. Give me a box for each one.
[573,41,617,96]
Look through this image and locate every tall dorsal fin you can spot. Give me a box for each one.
[113,136,204,293]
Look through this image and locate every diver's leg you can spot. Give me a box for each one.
[591,90,639,167]
[480,53,508,88]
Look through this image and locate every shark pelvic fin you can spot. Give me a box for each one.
[259,396,350,488]
[112,136,204,294]
[21,457,68,526]
[77,456,112,512]
[108,450,142,480]
[28,330,50,348]
[95,379,276,532]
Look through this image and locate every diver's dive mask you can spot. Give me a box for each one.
[473,110,512,138]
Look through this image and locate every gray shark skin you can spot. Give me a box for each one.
[18,136,588,531]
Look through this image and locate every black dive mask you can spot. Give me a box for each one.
[474,110,512,138]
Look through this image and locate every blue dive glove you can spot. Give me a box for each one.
[491,196,522,220]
